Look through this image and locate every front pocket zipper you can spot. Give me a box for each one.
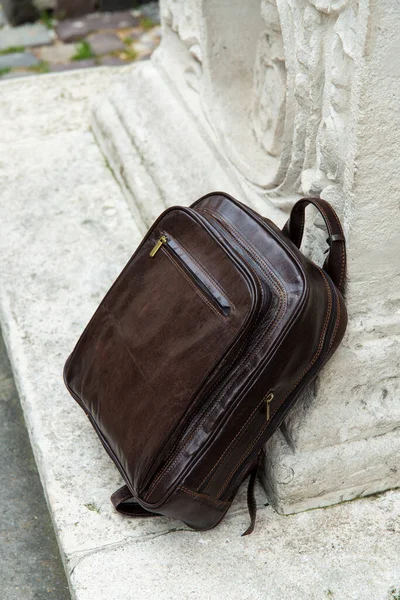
[150,234,231,317]
[264,391,274,421]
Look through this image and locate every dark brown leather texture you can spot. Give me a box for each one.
[64,192,347,534]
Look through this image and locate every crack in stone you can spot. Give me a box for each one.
[67,503,268,573]
[67,526,193,575]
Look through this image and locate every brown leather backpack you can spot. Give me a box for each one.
[64,192,347,534]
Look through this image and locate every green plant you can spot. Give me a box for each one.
[84,502,100,514]
[0,67,11,77]
[0,46,25,55]
[27,61,50,74]
[120,46,138,61]
[40,10,54,29]
[389,588,400,600]
[72,40,94,61]
[140,16,155,30]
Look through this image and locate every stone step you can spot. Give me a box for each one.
[91,59,249,234]
[91,57,285,233]
[0,68,399,600]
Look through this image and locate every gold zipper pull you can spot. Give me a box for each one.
[264,391,274,421]
[150,235,167,257]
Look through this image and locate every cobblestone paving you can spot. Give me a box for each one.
[0,2,160,79]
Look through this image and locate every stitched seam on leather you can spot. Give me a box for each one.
[112,485,132,505]
[338,241,346,291]
[161,248,229,322]
[145,214,287,500]
[328,283,341,351]
[143,211,280,499]
[216,267,332,498]
[312,203,345,289]
[147,212,287,497]
[323,205,346,291]
[203,211,289,340]
[143,311,265,501]
[178,485,229,507]
[208,210,288,296]
[201,399,263,492]
[203,214,267,334]
[297,210,305,248]
[307,201,346,291]
[143,251,270,500]
[165,232,236,313]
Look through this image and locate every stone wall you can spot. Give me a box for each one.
[92,0,400,514]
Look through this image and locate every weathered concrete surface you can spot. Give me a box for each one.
[71,491,400,600]
[0,66,399,600]
[0,332,70,599]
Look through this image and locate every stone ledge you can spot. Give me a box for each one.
[263,428,400,515]
[91,59,285,231]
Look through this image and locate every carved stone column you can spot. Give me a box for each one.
[92,0,400,513]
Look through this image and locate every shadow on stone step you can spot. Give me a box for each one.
[0,331,70,600]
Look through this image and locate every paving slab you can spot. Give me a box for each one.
[88,32,125,55]
[37,43,77,64]
[99,55,127,66]
[56,10,138,42]
[0,51,39,68]
[0,22,52,50]
[0,68,399,600]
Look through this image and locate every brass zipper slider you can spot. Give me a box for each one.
[264,391,274,421]
[150,235,167,257]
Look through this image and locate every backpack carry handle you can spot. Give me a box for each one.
[111,485,161,518]
[282,197,346,294]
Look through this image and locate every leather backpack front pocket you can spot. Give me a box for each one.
[64,208,266,492]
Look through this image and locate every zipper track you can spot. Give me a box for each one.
[137,213,268,495]
[65,205,265,503]
[200,214,283,348]
[160,234,231,317]
[142,211,297,503]
[219,272,338,501]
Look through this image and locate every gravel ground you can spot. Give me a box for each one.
[0,2,160,79]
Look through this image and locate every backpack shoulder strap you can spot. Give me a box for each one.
[282,197,346,294]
